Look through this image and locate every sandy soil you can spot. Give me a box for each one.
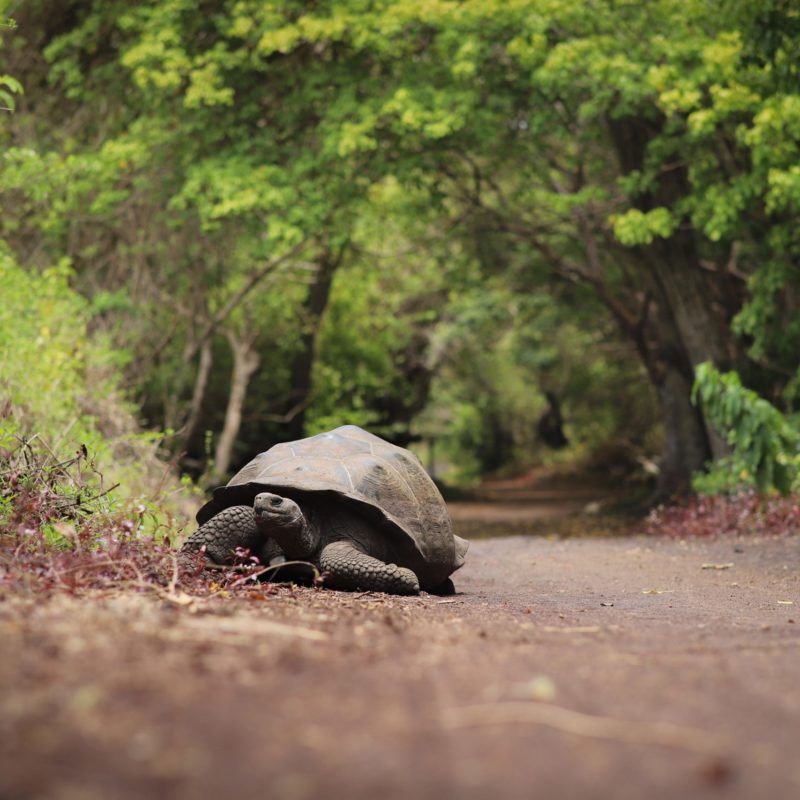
[1,523,799,800]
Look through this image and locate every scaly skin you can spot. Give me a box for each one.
[180,505,281,566]
[318,541,420,594]
[198,494,425,595]
[253,494,423,595]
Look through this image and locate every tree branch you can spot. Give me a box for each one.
[183,237,311,362]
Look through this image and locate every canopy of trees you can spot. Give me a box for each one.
[2,0,798,499]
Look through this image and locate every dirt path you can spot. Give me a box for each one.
[2,527,799,800]
[446,469,630,537]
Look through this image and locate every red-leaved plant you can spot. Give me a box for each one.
[0,436,279,599]
[646,490,800,539]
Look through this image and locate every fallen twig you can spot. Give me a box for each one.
[55,482,121,510]
[443,702,732,756]
[180,614,328,642]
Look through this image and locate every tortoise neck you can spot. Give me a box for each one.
[266,509,319,560]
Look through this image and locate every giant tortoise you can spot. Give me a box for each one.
[181,425,469,595]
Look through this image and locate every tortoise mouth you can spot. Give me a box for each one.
[254,507,299,526]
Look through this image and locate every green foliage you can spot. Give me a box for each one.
[1,0,799,501]
[0,249,104,448]
[0,74,22,111]
[0,246,187,531]
[0,5,21,111]
[611,208,677,247]
[420,284,658,482]
[692,363,800,495]
[309,266,400,436]
[308,178,455,439]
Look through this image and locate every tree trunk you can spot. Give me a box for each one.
[179,337,214,476]
[655,365,711,497]
[280,249,341,441]
[643,240,732,462]
[644,294,712,497]
[212,331,260,482]
[607,114,736,484]
[536,391,569,450]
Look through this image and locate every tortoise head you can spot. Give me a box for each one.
[253,492,319,559]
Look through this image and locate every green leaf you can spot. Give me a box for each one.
[611,208,677,246]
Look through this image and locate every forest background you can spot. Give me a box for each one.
[1,0,799,530]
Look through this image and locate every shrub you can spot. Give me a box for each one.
[646,490,800,538]
[0,247,193,548]
[692,362,800,495]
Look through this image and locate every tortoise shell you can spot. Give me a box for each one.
[196,425,462,569]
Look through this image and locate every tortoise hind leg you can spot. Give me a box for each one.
[318,541,420,595]
[180,505,262,565]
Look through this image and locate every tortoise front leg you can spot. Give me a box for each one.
[318,541,420,595]
[180,505,263,565]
